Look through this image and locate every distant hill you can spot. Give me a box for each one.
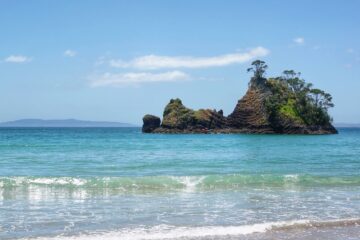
[0,119,138,127]
[334,123,360,128]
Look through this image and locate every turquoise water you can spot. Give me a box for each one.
[0,128,360,239]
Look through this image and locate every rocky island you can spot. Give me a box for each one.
[142,60,337,134]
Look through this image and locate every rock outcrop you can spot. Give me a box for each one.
[142,72,337,134]
[227,77,274,133]
[142,115,161,133]
[147,99,226,133]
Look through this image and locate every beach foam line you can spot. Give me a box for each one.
[2,174,360,193]
[21,218,360,240]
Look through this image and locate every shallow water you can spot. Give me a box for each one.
[0,127,359,239]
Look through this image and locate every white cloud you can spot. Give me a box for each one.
[64,49,77,57]
[90,70,190,87]
[109,47,269,70]
[293,37,305,45]
[4,55,32,63]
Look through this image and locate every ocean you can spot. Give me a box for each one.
[0,127,359,240]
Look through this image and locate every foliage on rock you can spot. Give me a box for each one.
[265,70,334,127]
[161,98,225,130]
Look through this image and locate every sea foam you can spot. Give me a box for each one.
[20,218,360,240]
[2,174,360,193]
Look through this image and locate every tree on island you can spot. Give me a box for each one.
[247,60,268,78]
[282,70,300,80]
[309,88,334,110]
[245,60,336,126]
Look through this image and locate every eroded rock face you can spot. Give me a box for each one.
[142,114,160,133]
[227,78,274,133]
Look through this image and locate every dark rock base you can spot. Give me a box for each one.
[149,125,337,135]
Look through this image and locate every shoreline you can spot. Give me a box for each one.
[14,218,360,240]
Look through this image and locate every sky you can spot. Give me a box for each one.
[0,0,359,125]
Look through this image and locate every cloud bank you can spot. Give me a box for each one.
[91,46,270,87]
[4,55,32,63]
[109,47,269,69]
[91,71,189,87]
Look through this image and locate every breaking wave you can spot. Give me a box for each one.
[1,174,360,193]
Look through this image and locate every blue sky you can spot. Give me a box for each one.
[0,0,359,124]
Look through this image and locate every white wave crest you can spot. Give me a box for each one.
[1,177,87,186]
[27,220,313,240]
[171,176,205,192]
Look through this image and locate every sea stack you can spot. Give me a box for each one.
[142,60,337,134]
[142,115,161,133]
